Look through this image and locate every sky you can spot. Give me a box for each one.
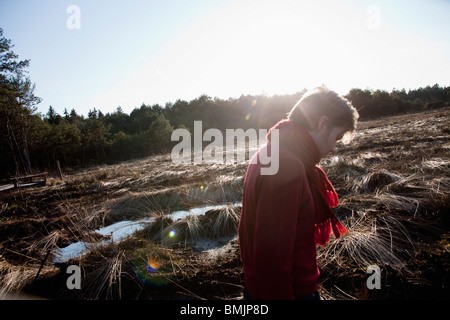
[1,0,449,117]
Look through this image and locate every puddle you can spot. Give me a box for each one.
[53,202,241,263]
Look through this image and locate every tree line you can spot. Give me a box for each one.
[1,28,449,178]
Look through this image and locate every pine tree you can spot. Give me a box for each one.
[0,28,41,176]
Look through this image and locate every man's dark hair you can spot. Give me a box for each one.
[288,86,359,143]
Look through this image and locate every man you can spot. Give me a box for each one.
[238,87,359,300]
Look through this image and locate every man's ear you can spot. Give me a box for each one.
[317,116,329,132]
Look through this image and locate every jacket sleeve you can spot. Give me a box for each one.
[251,158,306,299]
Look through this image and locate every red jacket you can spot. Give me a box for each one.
[239,139,320,299]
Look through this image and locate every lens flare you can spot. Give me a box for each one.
[132,251,170,287]
[147,257,162,273]
[245,113,251,121]
[168,228,177,238]
[251,98,257,106]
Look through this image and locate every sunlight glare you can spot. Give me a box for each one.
[92,0,450,109]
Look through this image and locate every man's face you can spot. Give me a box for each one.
[309,116,347,158]
[317,126,346,157]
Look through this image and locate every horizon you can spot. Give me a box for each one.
[35,83,448,118]
[1,0,449,117]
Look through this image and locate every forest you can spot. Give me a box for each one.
[1,28,449,178]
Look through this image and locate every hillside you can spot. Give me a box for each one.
[0,107,449,300]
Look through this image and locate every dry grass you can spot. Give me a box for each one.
[314,108,450,299]
[0,107,449,300]
[164,214,205,245]
[81,250,125,299]
[204,207,241,239]
[0,257,58,298]
[318,211,414,272]
[136,205,241,245]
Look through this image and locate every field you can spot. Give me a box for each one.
[0,107,449,300]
